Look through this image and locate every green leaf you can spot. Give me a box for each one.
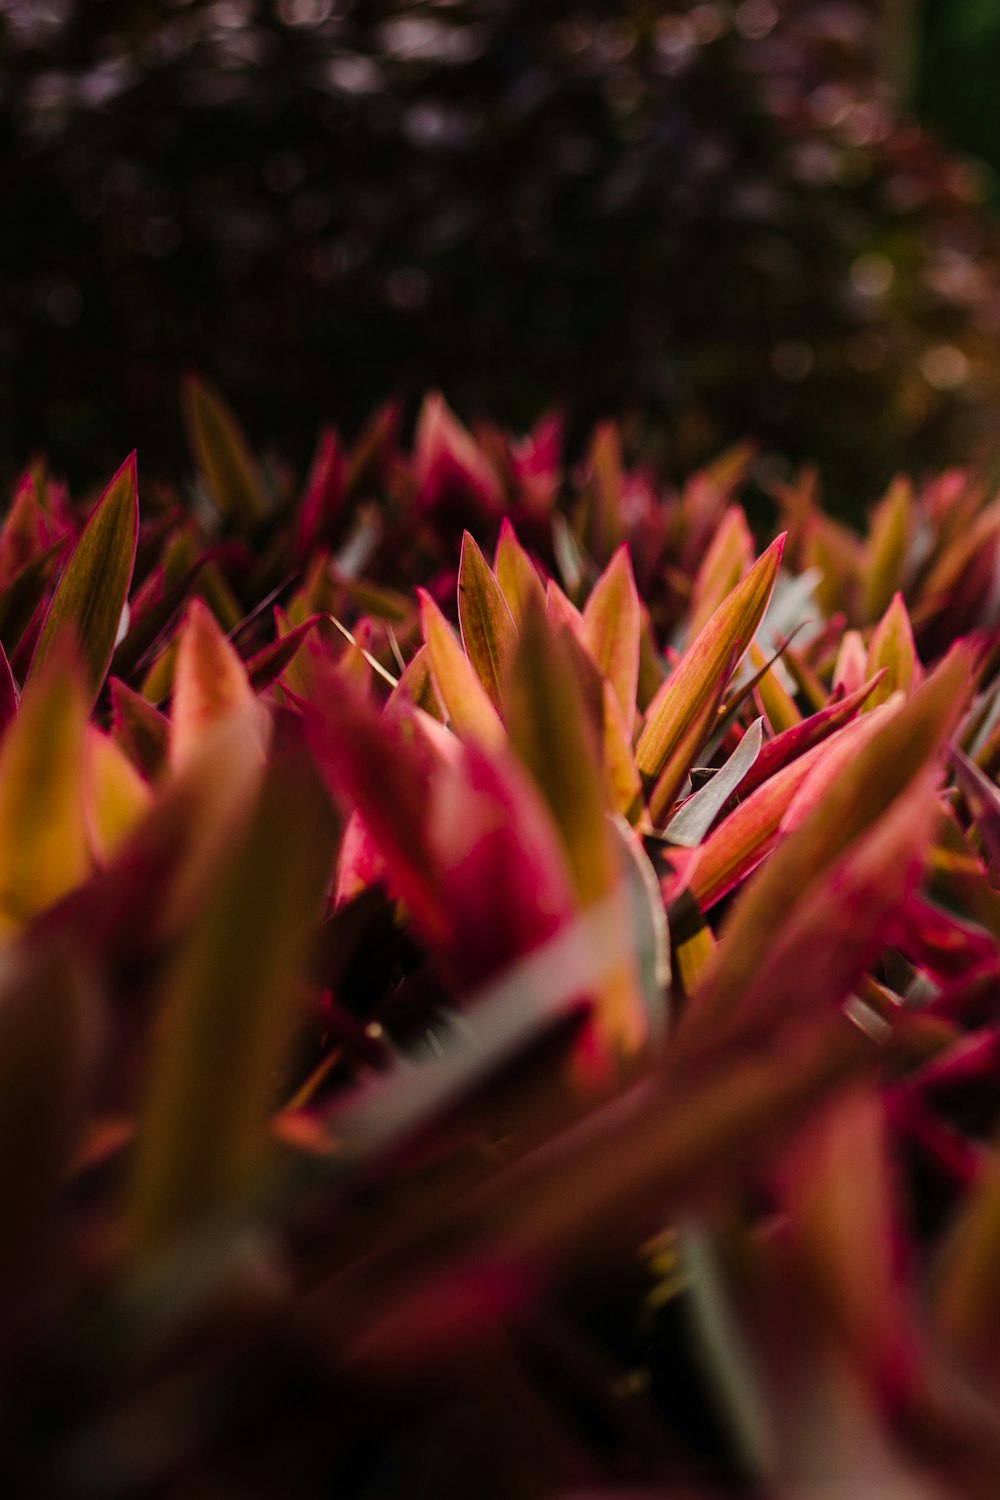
[457,531,518,713]
[181,374,268,526]
[30,453,139,705]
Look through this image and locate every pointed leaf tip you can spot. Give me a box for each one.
[30,452,139,705]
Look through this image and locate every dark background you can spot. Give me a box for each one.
[4,0,1000,504]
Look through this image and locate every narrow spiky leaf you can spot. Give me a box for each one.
[581,544,640,723]
[457,532,517,713]
[636,536,784,783]
[181,374,268,525]
[420,589,506,751]
[30,454,139,704]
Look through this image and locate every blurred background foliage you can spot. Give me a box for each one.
[4,0,1000,506]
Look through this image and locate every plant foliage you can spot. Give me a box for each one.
[4,385,1000,1495]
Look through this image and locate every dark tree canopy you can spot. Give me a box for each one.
[5,0,1000,501]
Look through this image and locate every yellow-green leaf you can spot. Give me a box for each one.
[0,653,91,932]
[30,453,139,705]
[749,640,800,732]
[507,600,647,1058]
[582,543,640,724]
[84,727,153,863]
[494,519,546,625]
[864,592,918,708]
[420,589,506,751]
[457,532,518,713]
[862,476,912,621]
[687,506,753,641]
[636,537,784,785]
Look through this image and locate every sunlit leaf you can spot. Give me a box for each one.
[864,592,919,708]
[694,645,974,1027]
[169,599,260,771]
[687,505,753,640]
[420,588,506,751]
[636,536,784,786]
[494,518,546,625]
[457,532,517,713]
[749,640,800,733]
[581,543,640,723]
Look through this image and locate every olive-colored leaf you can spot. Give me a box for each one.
[494,518,546,625]
[636,536,784,785]
[109,677,170,779]
[864,592,919,708]
[127,753,336,1259]
[181,374,268,526]
[687,505,753,640]
[0,652,91,933]
[457,531,518,713]
[420,588,506,751]
[507,600,648,1061]
[84,727,153,863]
[862,476,912,621]
[30,453,139,705]
[581,543,640,723]
[749,640,800,732]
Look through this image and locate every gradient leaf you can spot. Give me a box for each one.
[30,453,139,704]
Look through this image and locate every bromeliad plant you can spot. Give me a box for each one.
[7,381,1000,1495]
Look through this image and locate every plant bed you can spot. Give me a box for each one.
[3,380,1000,1496]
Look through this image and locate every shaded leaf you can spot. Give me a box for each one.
[127,752,336,1258]
[181,374,268,526]
[84,727,153,863]
[30,453,139,704]
[109,678,170,780]
[0,652,91,932]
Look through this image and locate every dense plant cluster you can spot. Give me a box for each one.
[6,0,1000,496]
[3,379,1000,1494]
